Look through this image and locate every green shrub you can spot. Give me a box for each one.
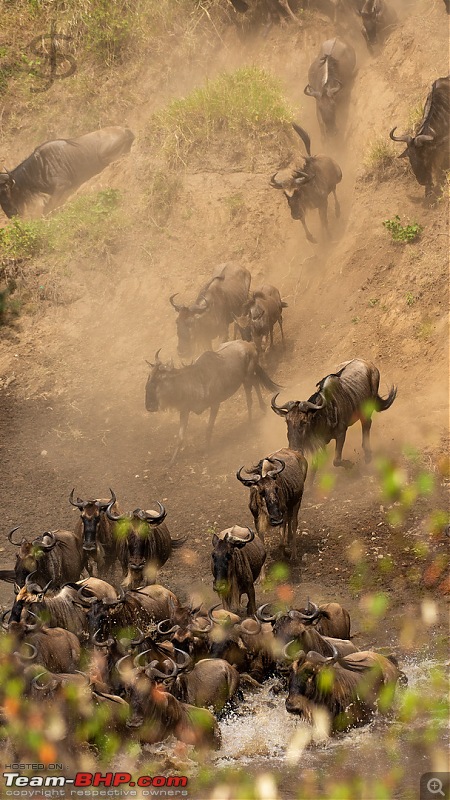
[383,215,422,243]
[0,218,48,259]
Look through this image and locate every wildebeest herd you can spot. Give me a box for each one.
[0,0,448,766]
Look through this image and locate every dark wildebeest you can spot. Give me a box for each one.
[145,340,280,464]
[271,358,397,470]
[147,654,241,713]
[70,488,119,578]
[390,76,450,199]
[105,501,186,589]
[85,585,181,643]
[211,526,266,616]
[304,38,356,138]
[282,628,358,661]
[169,262,251,358]
[236,448,307,562]
[207,613,277,682]
[0,526,84,589]
[8,615,81,673]
[358,0,396,49]
[270,124,342,243]
[228,0,300,23]
[233,285,287,354]
[0,127,135,218]
[285,645,407,730]
[257,600,351,640]
[121,661,221,749]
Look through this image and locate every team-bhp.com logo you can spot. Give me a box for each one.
[3,772,188,794]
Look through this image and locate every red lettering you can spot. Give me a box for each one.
[153,777,166,787]
[93,774,112,787]
[137,777,153,788]
[113,773,132,786]
[74,774,93,787]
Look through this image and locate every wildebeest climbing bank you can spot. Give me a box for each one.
[0,0,448,798]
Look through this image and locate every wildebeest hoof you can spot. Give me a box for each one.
[306,235,317,244]
[364,452,372,464]
[334,458,353,469]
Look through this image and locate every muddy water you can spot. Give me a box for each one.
[211,657,449,798]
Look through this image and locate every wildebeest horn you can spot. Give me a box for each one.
[270,173,283,189]
[96,488,116,511]
[304,84,320,98]
[266,458,285,478]
[188,616,214,634]
[36,531,57,551]
[15,643,37,661]
[256,603,277,623]
[225,527,255,545]
[25,573,52,594]
[293,170,312,185]
[169,294,183,312]
[283,639,304,661]
[414,133,435,146]
[192,298,209,314]
[173,648,191,670]
[69,489,86,509]
[271,393,294,416]
[133,648,157,668]
[238,618,262,635]
[25,610,43,631]
[106,500,127,522]
[8,526,22,546]
[146,656,179,680]
[76,585,97,606]
[32,671,58,691]
[1,608,12,629]
[306,394,325,411]
[133,502,166,525]
[236,466,261,486]
[207,602,226,624]
[157,619,180,635]
[300,600,321,621]
[389,127,412,144]
[92,628,114,648]
[323,643,339,664]
[115,655,134,677]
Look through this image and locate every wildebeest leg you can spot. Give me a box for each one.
[169,409,190,465]
[332,189,341,219]
[333,430,352,468]
[252,379,266,413]
[361,417,372,463]
[205,404,220,446]
[246,582,257,617]
[289,500,301,561]
[278,317,285,347]
[318,203,331,239]
[269,326,274,349]
[300,214,317,244]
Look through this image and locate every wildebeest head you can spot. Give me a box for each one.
[0,171,19,218]
[106,502,167,589]
[270,165,314,220]
[8,526,58,587]
[169,294,209,358]
[359,0,383,44]
[285,644,341,715]
[389,127,436,187]
[271,393,325,451]
[236,458,286,527]
[211,526,255,597]
[144,350,176,412]
[70,488,116,552]
[304,81,341,136]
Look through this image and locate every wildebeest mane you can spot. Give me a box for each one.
[419,77,450,139]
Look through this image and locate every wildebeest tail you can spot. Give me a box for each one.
[254,364,281,392]
[376,385,397,412]
[292,123,311,156]
[171,535,188,549]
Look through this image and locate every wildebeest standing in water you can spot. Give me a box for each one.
[304,38,356,139]
[211,526,266,616]
[145,340,280,464]
[0,126,135,218]
[390,76,450,199]
[236,448,307,561]
[270,124,342,243]
[105,501,186,589]
[169,262,251,358]
[271,358,396,470]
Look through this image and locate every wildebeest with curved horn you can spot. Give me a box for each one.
[270,124,342,243]
[0,526,84,589]
[145,340,280,464]
[211,526,266,616]
[169,262,251,358]
[236,448,307,561]
[271,358,396,470]
[0,127,135,218]
[358,0,396,49]
[105,501,186,589]
[70,488,119,578]
[257,599,351,640]
[233,284,287,355]
[390,76,450,199]
[285,645,407,730]
[304,38,356,139]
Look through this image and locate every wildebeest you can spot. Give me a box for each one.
[234,285,287,354]
[152,654,241,713]
[169,262,251,358]
[390,76,450,198]
[86,585,181,643]
[1,526,84,589]
[270,124,342,243]
[282,628,358,660]
[237,448,308,561]
[0,127,135,218]
[105,501,186,589]
[145,340,280,464]
[358,0,396,48]
[211,526,266,616]
[122,662,221,749]
[285,645,406,730]
[304,38,356,138]
[257,600,351,640]
[8,615,81,673]
[70,488,119,577]
[271,358,397,469]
